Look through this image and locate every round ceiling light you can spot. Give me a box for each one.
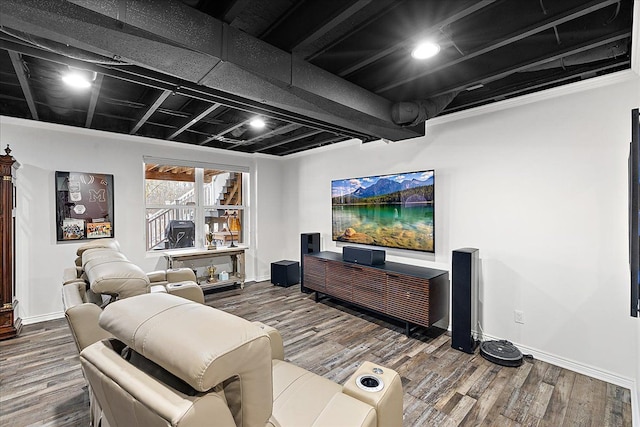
[411,41,440,60]
[62,69,93,89]
[250,118,266,129]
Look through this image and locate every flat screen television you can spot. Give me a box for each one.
[331,170,435,252]
[630,108,639,317]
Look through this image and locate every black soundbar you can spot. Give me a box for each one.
[342,246,385,266]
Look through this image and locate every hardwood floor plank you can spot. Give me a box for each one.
[538,369,576,427]
[0,282,632,426]
[461,365,511,426]
[564,374,600,427]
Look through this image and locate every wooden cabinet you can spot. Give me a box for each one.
[304,255,327,293]
[352,266,386,313]
[0,145,21,340]
[325,261,353,302]
[304,252,448,335]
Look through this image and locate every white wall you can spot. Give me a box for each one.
[283,75,640,390]
[0,117,284,322]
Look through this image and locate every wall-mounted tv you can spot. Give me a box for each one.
[630,108,639,317]
[331,170,435,252]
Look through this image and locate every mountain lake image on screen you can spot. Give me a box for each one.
[331,170,435,252]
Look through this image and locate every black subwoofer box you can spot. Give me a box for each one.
[451,248,479,354]
[271,260,299,287]
[342,246,385,265]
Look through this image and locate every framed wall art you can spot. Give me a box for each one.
[55,171,114,242]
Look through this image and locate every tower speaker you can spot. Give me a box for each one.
[300,233,320,293]
[451,248,479,354]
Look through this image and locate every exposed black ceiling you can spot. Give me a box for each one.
[0,0,634,156]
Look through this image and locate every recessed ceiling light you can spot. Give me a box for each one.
[411,41,440,60]
[250,118,266,129]
[62,68,95,89]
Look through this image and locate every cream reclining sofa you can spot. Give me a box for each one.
[81,293,403,427]
[62,238,204,352]
[62,239,207,426]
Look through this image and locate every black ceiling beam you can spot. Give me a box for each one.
[374,0,622,94]
[167,102,222,140]
[199,118,253,146]
[304,0,405,62]
[277,135,347,156]
[443,60,631,114]
[84,73,103,128]
[289,0,373,52]
[222,0,251,24]
[254,129,324,153]
[424,30,631,100]
[7,51,38,120]
[337,0,496,78]
[226,123,302,150]
[130,89,172,134]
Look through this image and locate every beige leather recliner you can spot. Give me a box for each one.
[62,238,205,353]
[62,239,207,427]
[81,293,404,427]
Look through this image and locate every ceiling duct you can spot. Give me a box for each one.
[391,91,460,127]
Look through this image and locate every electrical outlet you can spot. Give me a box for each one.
[514,310,524,324]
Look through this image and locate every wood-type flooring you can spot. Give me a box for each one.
[0,281,633,426]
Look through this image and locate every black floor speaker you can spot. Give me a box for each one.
[451,248,479,354]
[300,233,320,293]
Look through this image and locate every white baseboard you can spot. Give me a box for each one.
[22,311,64,325]
[255,275,270,283]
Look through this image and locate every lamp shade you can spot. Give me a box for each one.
[229,215,241,232]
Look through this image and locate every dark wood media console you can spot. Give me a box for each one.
[303,251,449,335]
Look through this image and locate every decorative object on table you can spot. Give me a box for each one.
[219,271,229,281]
[55,171,114,242]
[223,210,241,247]
[206,265,217,283]
[205,231,217,250]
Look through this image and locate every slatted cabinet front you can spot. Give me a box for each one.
[303,252,448,331]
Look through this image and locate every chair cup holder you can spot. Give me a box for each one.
[356,374,384,392]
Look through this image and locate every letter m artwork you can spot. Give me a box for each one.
[89,188,106,203]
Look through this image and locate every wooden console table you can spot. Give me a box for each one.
[164,246,246,291]
[304,251,449,336]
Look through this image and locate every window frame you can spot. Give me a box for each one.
[143,157,249,252]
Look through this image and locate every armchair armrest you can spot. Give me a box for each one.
[253,322,284,360]
[147,268,197,284]
[64,303,112,352]
[342,361,403,427]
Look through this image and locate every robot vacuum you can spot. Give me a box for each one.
[479,340,524,367]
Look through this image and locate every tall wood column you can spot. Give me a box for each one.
[0,145,21,340]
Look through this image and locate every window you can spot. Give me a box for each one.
[144,159,247,251]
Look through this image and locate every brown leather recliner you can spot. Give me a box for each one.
[81,293,404,427]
